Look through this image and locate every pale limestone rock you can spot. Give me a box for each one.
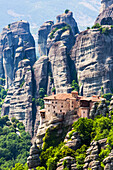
[0,21,36,88]
[71,28,113,97]
[38,21,54,56]
[27,142,40,169]
[56,10,79,35]
[2,59,33,136]
[100,0,113,13]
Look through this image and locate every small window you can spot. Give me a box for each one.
[55,102,57,104]
[48,110,50,112]
[83,111,85,113]
[48,105,50,107]
[72,105,73,108]
[53,106,55,109]
[55,113,57,116]
[72,101,74,104]
[61,105,63,108]
[60,110,62,112]
[52,101,54,104]
[41,113,45,118]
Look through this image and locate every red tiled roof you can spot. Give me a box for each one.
[44,93,102,102]
[44,93,72,100]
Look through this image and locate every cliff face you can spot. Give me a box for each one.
[56,10,79,35]
[2,59,33,136]
[100,0,113,13]
[71,28,113,96]
[37,11,77,95]
[0,21,36,89]
[95,4,113,25]
[47,22,75,94]
[38,21,54,57]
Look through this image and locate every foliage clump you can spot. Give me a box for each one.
[91,23,101,29]
[0,116,31,170]
[65,9,69,14]
[49,28,58,39]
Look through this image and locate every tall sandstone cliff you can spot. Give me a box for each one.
[70,27,113,96]
[96,0,113,25]
[0,21,36,89]
[1,21,36,136]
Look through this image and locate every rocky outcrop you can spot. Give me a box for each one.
[33,56,48,98]
[0,21,36,88]
[27,142,40,169]
[2,59,33,136]
[109,96,113,112]
[64,131,81,151]
[56,10,79,35]
[103,149,113,170]
[100,0,113,13]
[38,21,54,56]
[47,22,75,94]
[90,99,108,118]
[56,156,76,170]
[84,139,107,170]
[95,4,113,25]
[71,27,113,96]
[36,110,79,148]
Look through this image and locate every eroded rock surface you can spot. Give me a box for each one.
[0,21,36,88]
[95,4,113,25]
[84,139,107,170]
[27,142,40,169]
[103,149,113,170]
[71,28,113,96]
[2,59,33,135]
[38,21,54,56]
[100,0,113,13]
[56,156,76,170]
[56,10,79,35]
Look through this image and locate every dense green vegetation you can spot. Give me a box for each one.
[91,23,109,35]
[71,80,79,92]
[49,28,58,39]
[35,88,47,109]
[0,116,31,170]
[37,116,113,169]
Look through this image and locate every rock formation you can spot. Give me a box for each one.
[27,142,40,169]
[0,21,36,89]
[103,149,113,170]
[38,21,54,56]
[109,96,113,112]
[95,4,113,25]
[36,110,79,148]
[100,0,113,13]
[64,131,81,151]
[84,139,107,170]
[71,27,113,96]
[56,10,79,35]
[56,156,76,170]
[47,22,75,94]
[33,56,48,98]
[2,59,33,136]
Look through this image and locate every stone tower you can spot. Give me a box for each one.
[100,0,113,13]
